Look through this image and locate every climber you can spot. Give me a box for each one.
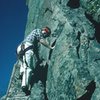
[16,26,54,95]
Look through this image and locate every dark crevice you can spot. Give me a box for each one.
[42,8,53,16]
[76,31,81,58]
[44,88,48,100]
[44,8,53,14]
[67,0,80,9]
[88,36,95,40]
[59,0,61,4]
[77,80,96,100]
[85,12,100,43]
[94,58,100,62]
[49,40,57,60]
[49,22,65,59]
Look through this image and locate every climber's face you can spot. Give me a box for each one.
[42,29,50,38]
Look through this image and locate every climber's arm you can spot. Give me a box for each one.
[39,39,54,49]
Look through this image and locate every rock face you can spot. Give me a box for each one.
[3,0,100,100]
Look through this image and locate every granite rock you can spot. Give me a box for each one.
[2,0,100,100]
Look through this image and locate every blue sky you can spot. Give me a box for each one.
[0,0,28,97]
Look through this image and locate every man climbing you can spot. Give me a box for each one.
[17,27,54,95]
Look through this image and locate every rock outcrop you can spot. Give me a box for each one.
[2,0,100,100]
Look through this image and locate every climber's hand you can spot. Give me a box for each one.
[50,45,55,49]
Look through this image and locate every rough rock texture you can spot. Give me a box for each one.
[2,0,100,100]
[80,0,100,22]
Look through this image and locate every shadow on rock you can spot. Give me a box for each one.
[67,0,80,8]
[77,80,96,100]
[85,12,100,43]
[29,60,48,99]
